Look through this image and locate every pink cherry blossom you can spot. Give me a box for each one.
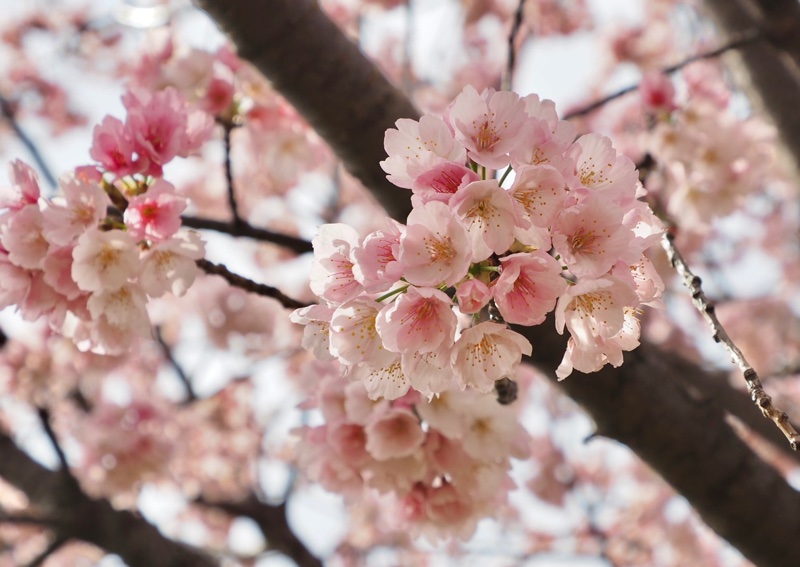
[308,223,364,305]
[567,133,639,204]
[71,229,139,292]
[0,249,31,309]
[401,349,454,397]
[124,180,188,243]
[555,276,640,346]
[451,322,532,392]
[398,201,471,287]
[449,179,517,262]
[381,114,466,189]
[346,353,411,401]
[449,85,526,169]
[508,164,567,229]
[364,408,425,461]
[352,219,404,293]
[411,162,479,206]
[138,230,205,297]
[376,286,457,354]
[89,116,144,177]
[289,304,335,361]
[329,298,393,367]
[1,205,49,270]
[42,173,110,246]
[551,192,631,278]
[493,251,567,326]
[455,278,492,314]
[0,160,41,210]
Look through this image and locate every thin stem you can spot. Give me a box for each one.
[498,165,513,186]
[180,216,312,254]
[154,326,197,402]
[503,0,527,92]
[565,28,763,120]
[661,231,800,450]
[222,122,243,225]
[0,93,58,191]
[196,259,310,309]
[375,284,410,303]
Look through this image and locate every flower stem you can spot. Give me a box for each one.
[375,284,410,302]
[498,165,513,186]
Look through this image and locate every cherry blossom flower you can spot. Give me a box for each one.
[42,173,110,246]
[493,251,567,326]
[365,408,425,461]
[449,85,526,169]
[398,201,471,287]
[138,230,204,297]
[449,179,517,262]
[124,180,188,243]
[0,160,40,211]
[352,219,404,293]
[451,322,532,392]
[289,304,335,361]
[376,286,457,355]
[507,164,567,229]
[455,278,492,314]
[329,298,392,367]
[1,206,49,270]
[71,229,139,293]
[309,223,364,305]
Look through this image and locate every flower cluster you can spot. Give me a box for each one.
[0,88,211,354]
[294,85,664,387]
[296,374,530,541]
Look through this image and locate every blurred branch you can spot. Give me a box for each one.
[502,0,527,91]
[155,326,198,403]
[35,407,79,487]
[181,215,313,254]
[221,121,243,225]
[196,258,310,309]
[0,93,58,190]
[565,28,762,119]
[662,231,800,449]
[0,430,216,567]
[197,493,322,567]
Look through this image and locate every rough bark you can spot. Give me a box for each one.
[190,1,800,565]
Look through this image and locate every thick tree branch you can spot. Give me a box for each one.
[193,0,419,221]
[193,1,800,564]
[197,258,311,309]
[0,431,216,567]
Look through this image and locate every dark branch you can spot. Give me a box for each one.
[564,28,762,119]
[154,326,198,403]
[196,258,311,309]
[0,93,58,190]
[503,0,527,91]
[197,494,322,567]
[222,122,243,225]
[35,407,78,488]
[181,215,313,254]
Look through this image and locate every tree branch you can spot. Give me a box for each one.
[196,258,310,309]
[564,28,762,120]
[0,93,58,190]
[197,494,322,567]
[181,216,313,254]
[0,431,216,567]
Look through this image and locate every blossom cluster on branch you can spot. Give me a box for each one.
[294,85,665,397]
[0,87,212,354]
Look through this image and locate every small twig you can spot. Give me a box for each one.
[0,93,58,191]
[222,122,243,225]
[662,231,800,450]
[180,215,312,254]
[26,534,69,567]
[565,28,763,119]
[154,326,198,402]
[503,0,527,92]
[0,513,60,527]
[196,259,311,309]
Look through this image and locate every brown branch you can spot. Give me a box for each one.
[196,258,311,309]
[662,231,800,449]
[0,431,216,567]
[564,28,762,119]
[181,216,313,254]
[221,121,243,225]
[502,0,527,91]
[197,494,322,567]
[155,326,198,403]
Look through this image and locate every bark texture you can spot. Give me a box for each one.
[190,1,800,565]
